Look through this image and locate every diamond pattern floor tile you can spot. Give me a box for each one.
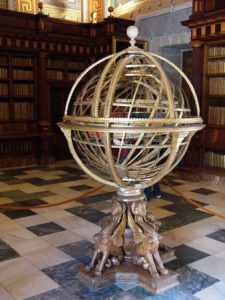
[207,229,225,243]
[0,162,224,300]
[27,222,65,237]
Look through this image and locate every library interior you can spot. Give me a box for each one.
[0,0,224,299]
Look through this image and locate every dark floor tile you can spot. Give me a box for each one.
[130,286,197,300]
[1,169,26,176]
[77,192,114,204]
[27,222,65,236]
[110,290,139,299]
[207,229,225,243]
[159,211,211,232]
[163,203,196,214]
[0,174,15,182]
[66,281,123,300]
[177,265,218,295]
[67,206,107,224]
[3,166,40,173]
[0,239,20,262]
[70,185,93,191]
[43,259,81,287]
[190,188,217,196]
[172,245,209,267]
[164,258,181,270]
[16,199,48,206]
[161,191,186,204]
[27,281,122,300]
[126,286,153,298]
[163,199,208,215]
[57,166,85,175]
[0,190,54,202]
[23,178,47,186]
[5,179,26,185]
[58,240,93,265]
[26,175,85,186]
[162,192,210,209]
[1,209,36,219]
[0,198,48,219]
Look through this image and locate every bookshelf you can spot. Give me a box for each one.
[0,8,133,167]
[204,44,225,170]
[182,0,225,177]
[47,57,86,82]
[0,54,36,121]
[0,55,9,120]
[0,53,37,167]
[67,59,85,82]
[47,57,65,81]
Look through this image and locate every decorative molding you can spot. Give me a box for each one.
[112,0,191,20]
[89,0,104,22]
[16,0,36,13]
[9,0,82,21]
[136,1,192,21]
[0,0,8,9]
[44,4,81,21]
[44,0,80,10]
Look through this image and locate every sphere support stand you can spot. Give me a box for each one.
[77,190,179,294]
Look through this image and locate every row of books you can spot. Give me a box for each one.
[68,61,85,69]
[0,68,8,79]
[208,106,225,125]
[12,57,33,66]
[47,70,64,80]
[208,60,225,74]
[0,56,8,65]
[68,72,79,81]
[209,47,225,57]
[13,69,34,80]
[13,84,34,97]
[205,151,225,169]
[0,84,8,96]
[47,58,64,69]
[0,102,9,120]
[0,140,33,155]
[14,102,34,120]
[209,78,225,95]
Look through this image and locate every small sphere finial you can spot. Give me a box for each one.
[38,1,44,14]
[127,26,139,46]
[108,6,114,17]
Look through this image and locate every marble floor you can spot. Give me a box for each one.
[0,160,224,300]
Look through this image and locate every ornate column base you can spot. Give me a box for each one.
[77,190,178,294]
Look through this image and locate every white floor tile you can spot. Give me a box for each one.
[190,255,225,282]
[194,282,225,300]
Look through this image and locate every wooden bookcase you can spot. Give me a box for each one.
[0,8,134,168]
[203,43,225,169]
[11,54,36,121]
[0,53,37,166]
[47,56,85,82]
[182,0,225,176]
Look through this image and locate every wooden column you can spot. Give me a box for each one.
[37,51,54,164]
[191,41,204,110]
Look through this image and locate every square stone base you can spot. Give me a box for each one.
[78,263,178,294]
